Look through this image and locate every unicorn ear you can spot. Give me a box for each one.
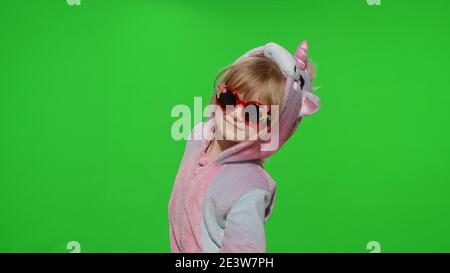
[300,91,320,116]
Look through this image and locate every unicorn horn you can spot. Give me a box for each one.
[295,40,308,70]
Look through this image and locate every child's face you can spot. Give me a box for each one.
[213,91,273,142]
[214,105,259,142]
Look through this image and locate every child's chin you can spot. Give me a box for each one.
[224,131,259,142]
[215,122,258,142]
[219,132,242,142]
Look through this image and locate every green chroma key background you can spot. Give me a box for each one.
[1,0,449,252]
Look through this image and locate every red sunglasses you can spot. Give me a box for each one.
[215,83,271,127]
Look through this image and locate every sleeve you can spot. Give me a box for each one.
[179,123,204,166]
[219,189,272,253]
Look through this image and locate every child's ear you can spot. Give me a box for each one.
[299,92,320,116]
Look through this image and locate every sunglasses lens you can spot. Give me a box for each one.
[244,104,260,125]
[218,91,237,110]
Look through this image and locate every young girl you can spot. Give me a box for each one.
[169,41,320,253]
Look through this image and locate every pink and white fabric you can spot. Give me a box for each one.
[168,41,320,253]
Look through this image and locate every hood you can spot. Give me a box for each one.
[209,41,320,164]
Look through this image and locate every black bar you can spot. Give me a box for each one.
[0,253,448,272]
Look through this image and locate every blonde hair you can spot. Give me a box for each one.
[211,56,285,107]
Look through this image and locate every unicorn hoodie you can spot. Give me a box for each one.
[168,41,320,253]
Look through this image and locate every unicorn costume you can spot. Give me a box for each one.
[168,41,320,253]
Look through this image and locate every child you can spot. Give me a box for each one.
[169,41,320,253]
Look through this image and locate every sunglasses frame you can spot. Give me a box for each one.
[215,84,271,127]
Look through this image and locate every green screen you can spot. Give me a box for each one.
[1,0,449,253]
